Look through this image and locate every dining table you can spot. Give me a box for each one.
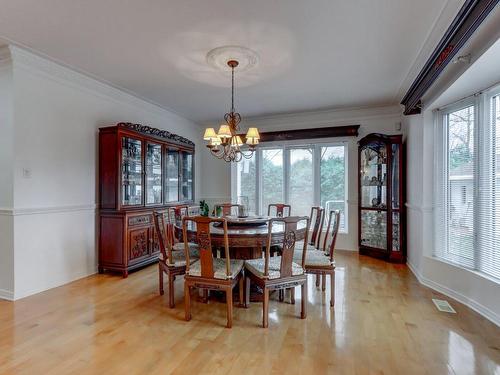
[174,215,308,302]
[175,215,308,260]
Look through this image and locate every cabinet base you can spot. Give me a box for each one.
[99,255,159,277]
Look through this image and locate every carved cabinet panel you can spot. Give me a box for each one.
[128,227,150,263]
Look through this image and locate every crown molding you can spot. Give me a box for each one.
[401,0,500,115]
[7,45,202,130]
[225,105,403,131]
[0,45,12,69]
[396,0,466,104]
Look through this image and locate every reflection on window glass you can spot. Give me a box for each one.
[320,146,346,230]
[166,150,179,202]
[447,105,475,261]
[262,149,283,213]
[236,155,256,214]
[289,148,313,216]
[181,152,193,201]
[146,143,162,205]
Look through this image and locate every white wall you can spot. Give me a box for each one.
[0,49,14,299]
[201,105,403,251]
[2,46,203,300]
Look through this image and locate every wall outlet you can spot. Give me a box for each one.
[22,168,32,178]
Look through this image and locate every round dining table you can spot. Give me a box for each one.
[175,215,308,260]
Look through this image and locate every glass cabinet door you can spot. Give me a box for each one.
[360,144,387,208]
[165,150,179,202]
[360,210,387,250]
[181,152,194,201]
[391,143,400,210]
[145,143,162,205]
[121,137,143,206]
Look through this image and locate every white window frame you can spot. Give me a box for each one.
[434,82,500,282]
[232,139,349,233]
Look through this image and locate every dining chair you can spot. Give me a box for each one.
[213,203,242,216]
[183,216,245,328]
[295,206,324,249]
[267,203,291,218]
[166,205,199,252]
[153,211,199,308]
[244,216,310,328]
[293,210,340,307]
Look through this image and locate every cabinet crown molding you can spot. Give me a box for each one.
[118,122,195,147]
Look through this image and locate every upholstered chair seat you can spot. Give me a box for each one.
[293,249,333,267]
[187,258,244,279]
[245,256,304,280]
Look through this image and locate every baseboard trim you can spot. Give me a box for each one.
[407,261,500,327]
[0,288,14,301]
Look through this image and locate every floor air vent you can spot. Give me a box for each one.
[432,299,456,313]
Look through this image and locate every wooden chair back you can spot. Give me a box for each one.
[267,204,291,218]
[153,211,173,265]
[264,216,310,277]
[309,206,325,249]
[182,216,231,279]
[214,203,241,216]
[323,210,340,262]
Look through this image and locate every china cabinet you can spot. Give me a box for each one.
[99,123,195,276]
[358,133,405,263]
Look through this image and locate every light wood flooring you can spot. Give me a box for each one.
[0,251,499,374]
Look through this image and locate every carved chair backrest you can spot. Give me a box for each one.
[214,203,241,216]
[167,205,192,243]
[267,204,291,218]
[182,216,231,279]
[323,210,340,262]
[265,216,310,278]
[309,206,325,249]
[153,211,173,265]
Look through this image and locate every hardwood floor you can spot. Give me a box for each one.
[0,251,499,374]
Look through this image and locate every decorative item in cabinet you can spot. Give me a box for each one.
[358,133,405,263]
[98,123,195,277]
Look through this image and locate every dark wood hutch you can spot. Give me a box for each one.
[358,133,405,263]
[98,123,195,277]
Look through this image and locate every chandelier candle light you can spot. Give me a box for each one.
[204,60,260,162]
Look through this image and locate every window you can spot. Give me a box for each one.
[233,142,348,232]
[235,156,256,213]
[435,88,500,281]
[320,146,346,228]
[261,149,284,213]
[289,147,314,216]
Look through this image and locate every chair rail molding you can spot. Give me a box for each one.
[0,204,96,216]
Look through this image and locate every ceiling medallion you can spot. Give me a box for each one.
[206,46,259,74]
[203,47,260,163]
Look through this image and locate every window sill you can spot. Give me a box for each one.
[427,255,500,285]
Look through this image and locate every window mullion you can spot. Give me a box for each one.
[284,146,290,205]
[313,144,321,207]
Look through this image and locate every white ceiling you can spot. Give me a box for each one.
[0,0,453,123]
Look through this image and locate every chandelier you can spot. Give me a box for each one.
[203,60,260,162]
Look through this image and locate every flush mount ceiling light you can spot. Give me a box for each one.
[203,46,260,163]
